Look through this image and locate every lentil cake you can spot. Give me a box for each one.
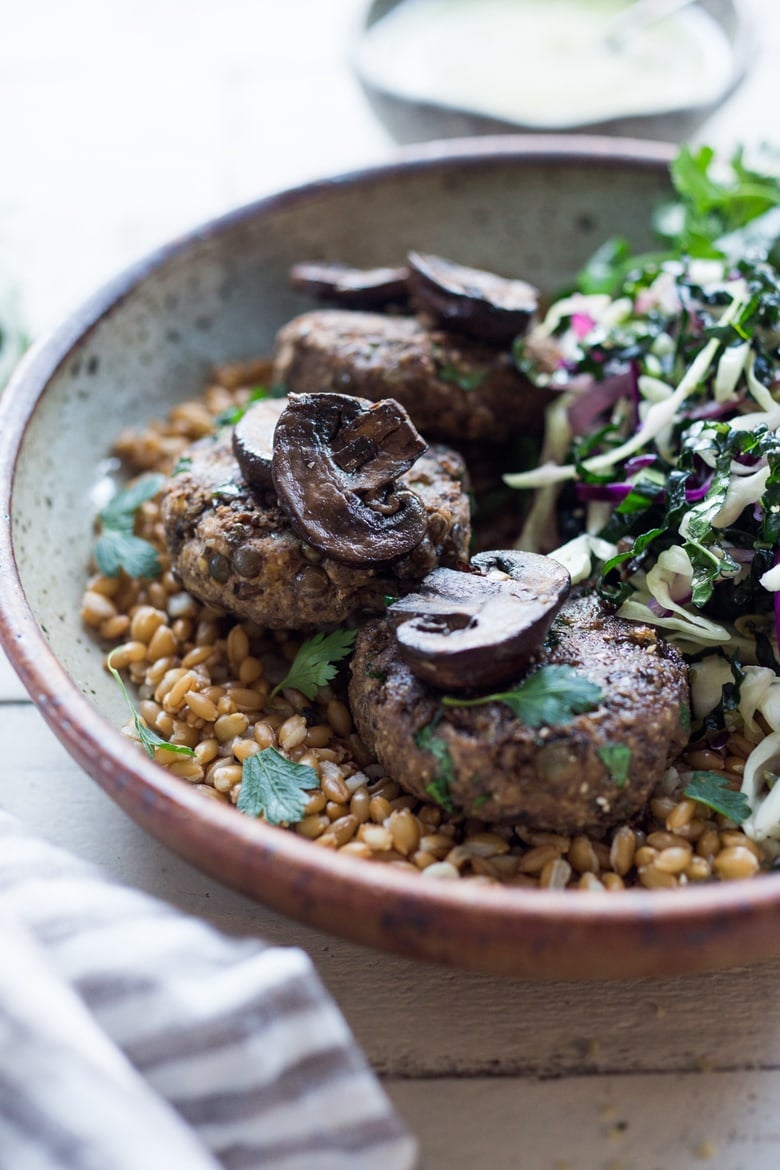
[271,308,550,444]
[160,423,471,629]
[349,593,691,832]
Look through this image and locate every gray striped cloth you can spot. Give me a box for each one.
[0,813,417,1170]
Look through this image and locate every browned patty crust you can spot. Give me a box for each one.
[349,593,690,832]
[161,429,471,629]
[271,309,550,444]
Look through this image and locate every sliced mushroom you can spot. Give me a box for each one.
[289,261,411,309]
[389,549,571,691]
[232,397,288,489]
[272,392,428,568]
[407,251,539,344]
[331,398,427,491]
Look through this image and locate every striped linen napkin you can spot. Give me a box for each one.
[0,812,417,1170]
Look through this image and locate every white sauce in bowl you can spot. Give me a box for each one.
[357,0,736,128]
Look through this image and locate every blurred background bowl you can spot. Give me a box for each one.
[354,0,751,144]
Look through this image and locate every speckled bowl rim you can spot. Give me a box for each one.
[2,135,779,981]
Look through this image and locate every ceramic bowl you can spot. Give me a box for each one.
[3,136,780,981]
[354,0,751,144]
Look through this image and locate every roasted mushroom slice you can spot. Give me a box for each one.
[232,398,287,489]
[272,392,429,568]
[389,550,571,691]
[289,261,411,309]
[407,251,539,344]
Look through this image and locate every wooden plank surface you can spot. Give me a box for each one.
[388,1071,780,1170]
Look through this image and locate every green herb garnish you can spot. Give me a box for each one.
[269,628,357,700]
[684,770,751,825]
[442,665,603,728]
[438,362,488,391]
[414,719,456,811]
[237,746,316,825]
[211,480,244,499]
[213,384,287,429]
[106,650,195,760]
[93,473,165,579]
[597,743,632,787]
[574,144,780,297]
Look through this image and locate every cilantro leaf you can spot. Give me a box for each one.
[597,743,632,787]
[211,480,244,499]
[684,770,751,825]
[99,473,165,530]
[94,530,162,579]
[213,384,286,429]
[442,665,603,728]
[574,144,780,297]
[106,652,195,760]
[438,362,488,391]
[269,628,357,700]
[667,144,780,256]
[95,473,165,579]
[237,747,316,825]
[414,719,456,811]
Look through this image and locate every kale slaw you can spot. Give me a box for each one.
[507,144,780,849]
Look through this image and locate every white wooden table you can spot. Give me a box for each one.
[2,2,780,1166]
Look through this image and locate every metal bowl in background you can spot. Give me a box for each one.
[354,0,751,144]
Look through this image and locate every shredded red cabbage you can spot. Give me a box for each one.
[566,371,634,434]
[576,482,633,502]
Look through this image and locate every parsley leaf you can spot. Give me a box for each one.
[574,144,780,298]
[213,384,287,429]
[269,628,357,700]
[442,665,603,728]
[211,480,244,499]
[99,473,165,529]
[94,531,162,580]
[438,362,488,391]
[237,747,316,825]
[684,771,751,825]
[106,651,195,760]
[413,718,456,811]
[94,473,165,579]
[597,743,632,787]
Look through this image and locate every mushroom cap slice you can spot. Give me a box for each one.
[232,397,288,489]
[289,261,411,309]
[272,392,429,569]
[390,550,571,691]
[407,251,539,344]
